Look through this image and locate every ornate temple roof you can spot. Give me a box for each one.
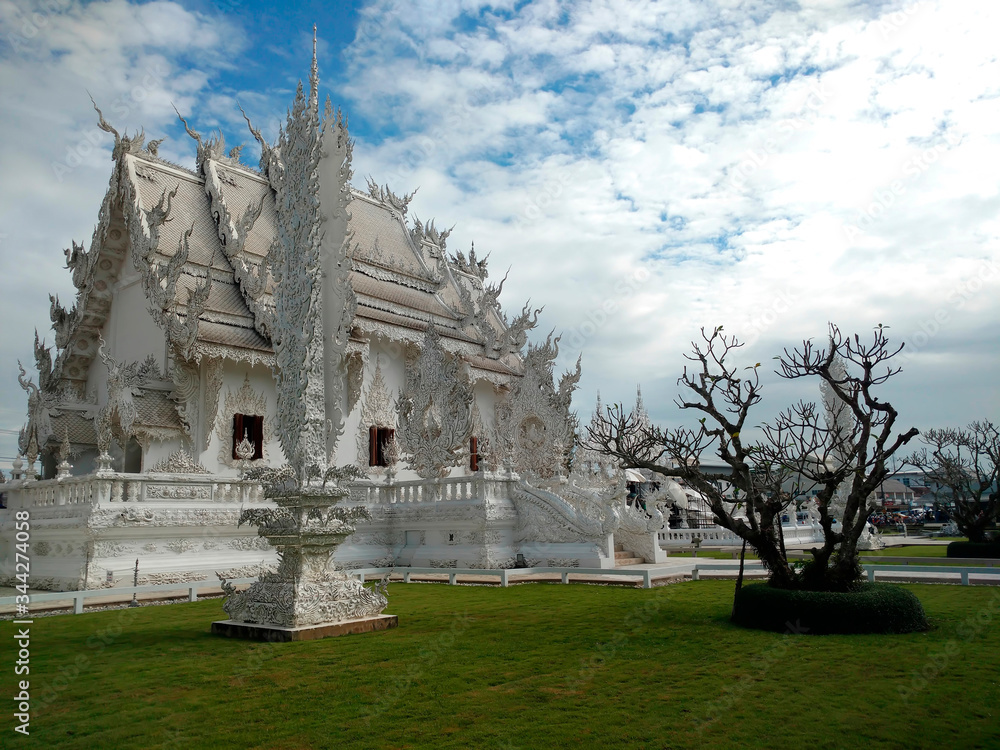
[20,53,545,461]
[126,151,486,351]
[32,102,541,406]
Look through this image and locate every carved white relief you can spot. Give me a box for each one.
[120,506,156,524]
[346,349,367,414]
[259,83,357,473]
[215,375,272,468]
[170,357,201,444]
[191,343,274,368]
[90,508,243,529]
[166,539,197,554]
[230,536,271,551]
[469,398,496,472]
[202,359,225,451]
[356,357,396,472]
[17,359,60,456]
[495,333,581,479]
[91,339,181,455]
[93,541,135,557]
[146,227,212,359]
[150,449,210,474]
[509,481,617,545]
[145,485,212,500]
[396,326,473,479]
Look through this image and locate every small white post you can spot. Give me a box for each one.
[961,570,969,585]
[561,572,569,584]
[74,594,84,614]
[449,572,457,585]
[188,586,198,602]
[642,570,651,589]
[691,568,700,581]
[500,569,509,588]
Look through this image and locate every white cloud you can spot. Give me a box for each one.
[342,0,1000,433]
[0,0,246,464]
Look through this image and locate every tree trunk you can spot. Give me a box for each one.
[777,513,787,561]
[731,539,748,621]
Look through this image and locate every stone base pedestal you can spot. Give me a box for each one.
[211,614,398,642]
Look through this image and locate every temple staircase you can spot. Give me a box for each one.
[614,544,645,567]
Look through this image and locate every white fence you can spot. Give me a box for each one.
[4,562,998,616]
[353,475,516,505]
[658,522,823,548]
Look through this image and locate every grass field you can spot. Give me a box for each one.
[4,581,999,749]
[667,549,758,560]
[873,545,949,557]
[864,545,999,566]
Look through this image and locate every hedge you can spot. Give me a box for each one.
[731,582,928,635]
[947,541,1000,559]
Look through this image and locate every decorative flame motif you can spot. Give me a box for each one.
[235,430,256,462]
[396,326,474,479]
[217,37,389,634]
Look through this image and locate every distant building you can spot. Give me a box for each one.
[877,478,915,509]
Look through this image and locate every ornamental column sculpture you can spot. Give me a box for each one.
[213,32,395,642]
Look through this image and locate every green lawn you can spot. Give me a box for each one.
[4,582,1000,749]
[869,545,949,558]
[667,549,758,560]
[785,545,952,560]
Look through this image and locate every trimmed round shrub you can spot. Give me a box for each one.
[947,541,1000,559]
[732,582,928,635]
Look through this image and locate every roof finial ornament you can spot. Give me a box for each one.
[238,102,274,175]
[173,104,227,169]
[90,93,119,143]
[173,104,204,153]
[91,92,150,159]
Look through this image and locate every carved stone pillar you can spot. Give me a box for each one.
[213,478,396,640]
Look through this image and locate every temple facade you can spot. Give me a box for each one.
[0,49,668,590]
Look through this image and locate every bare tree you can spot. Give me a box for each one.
[586,324,918,591]
[908,422,999,543]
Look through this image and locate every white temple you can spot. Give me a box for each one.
[0,45,674,591]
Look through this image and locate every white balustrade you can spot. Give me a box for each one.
[3,471,522,512]
[1,473,264,509]
[363,475,515,505]
[658,521,823,547]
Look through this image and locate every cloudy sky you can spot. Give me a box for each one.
[1,0,998,469]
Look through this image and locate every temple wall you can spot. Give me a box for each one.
[83,273,164,420]
[105,276,165,376]
[143,437,185,473]
[198,361,284,476]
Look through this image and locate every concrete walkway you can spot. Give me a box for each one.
[5,552,996,617]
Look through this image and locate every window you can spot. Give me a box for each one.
[469,436,479,472]
[232,414,264,460]
[369,426,395,467]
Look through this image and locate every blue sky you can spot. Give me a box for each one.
[1,0,999,469]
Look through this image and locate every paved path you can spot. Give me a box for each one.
[5,553,996,617]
